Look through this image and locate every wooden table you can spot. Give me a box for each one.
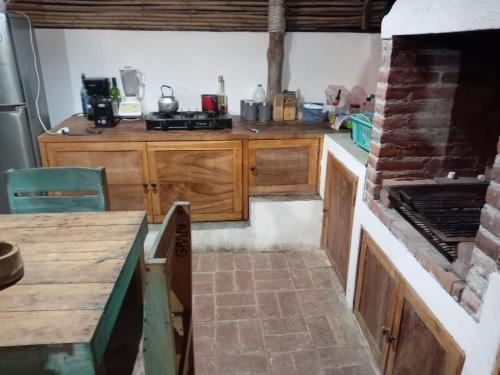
[0,211,148,374]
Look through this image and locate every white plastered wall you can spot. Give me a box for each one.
[191,197,323,253]
[382,0,500,38]
[34,29,381,126]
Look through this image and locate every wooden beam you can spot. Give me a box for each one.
[362,0,371,30]
[7,0,389,31]
[266,0,285,103]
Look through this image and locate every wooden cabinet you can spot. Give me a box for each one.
[355,231,465,375]
[354,232,401,369]
[248,139,319,195]
[321,153,358,291]
[39,133,322,223]
[147,141,244,222]
[42,142,153,220]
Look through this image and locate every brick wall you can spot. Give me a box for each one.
[365,32,500,205]
[461,138,500,315]
[366,31,500,319]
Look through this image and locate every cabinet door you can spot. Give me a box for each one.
[354,231,400,371]
[147,141,243,223]
[321,153,358,291]
[387,287,464,375]
[44,142,153,220]
[248,139,319,195]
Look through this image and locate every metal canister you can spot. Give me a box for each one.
[258,102,272,121]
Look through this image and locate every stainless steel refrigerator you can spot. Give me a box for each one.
[0,12,50,213]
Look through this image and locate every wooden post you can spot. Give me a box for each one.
[267,0,285,103]
[362,0,371,30]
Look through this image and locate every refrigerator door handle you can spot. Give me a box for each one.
[0,105,26,112]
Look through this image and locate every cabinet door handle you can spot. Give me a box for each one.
[381,327,396,344]
[151,184,158,193]
[143,184,149,193]
[250,166,256,175]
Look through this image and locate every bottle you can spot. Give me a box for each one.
[111,77,121,116]
[366,94,375,112]
[80,73,87,115]
[252,84,266,103]
[217,75,227,114]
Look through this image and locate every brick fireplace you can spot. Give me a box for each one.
[366,30,500,318]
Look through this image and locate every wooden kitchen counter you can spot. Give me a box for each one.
[38,115,334,143]
[38,115,336,223]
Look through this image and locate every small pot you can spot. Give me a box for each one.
[0,242,23,287]
[158,85,179,113]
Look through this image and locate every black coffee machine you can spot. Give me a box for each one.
[84,77,109,120]
[83,77,118,127]
[94,98,120,128]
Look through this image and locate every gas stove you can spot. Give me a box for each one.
[146,111,232,131]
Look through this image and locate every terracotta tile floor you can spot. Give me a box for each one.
[191,250,379,375]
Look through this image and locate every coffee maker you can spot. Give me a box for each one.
[93,98,120,127]
[83,77,110,120]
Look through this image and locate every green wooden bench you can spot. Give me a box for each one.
[5,167,109,214]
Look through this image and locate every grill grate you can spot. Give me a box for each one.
[387,183,488,262]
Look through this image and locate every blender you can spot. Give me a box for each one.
[118,66,143,118]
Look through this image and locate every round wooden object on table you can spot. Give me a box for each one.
[0,242,24,287]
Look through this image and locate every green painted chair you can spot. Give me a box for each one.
[5,167,109,214]
[144,202,194,375]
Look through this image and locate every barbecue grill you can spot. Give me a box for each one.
[386,183,488,262]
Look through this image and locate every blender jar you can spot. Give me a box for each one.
[119,67,139,97]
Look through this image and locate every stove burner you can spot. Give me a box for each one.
[387,183,488,261]
[146,111,232,131]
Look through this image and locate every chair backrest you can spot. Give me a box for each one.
[5,167,109,214]
[144,202,193,375]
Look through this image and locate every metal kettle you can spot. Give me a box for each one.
[158,85,179,113]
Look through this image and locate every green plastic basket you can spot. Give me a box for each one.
[351,113,374,151]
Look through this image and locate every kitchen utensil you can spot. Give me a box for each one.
[118,66,143,118]
[0,242,23,287]
[158,85,179,114]
[240,100,247,118]
[258,102,272,121]
[201,94,218,113]
[244,101,258,121]
[94,97,120,128]
[302,102,327,122]
[146,111,232,131]
[351,113,374,151]
[83,77,111,120]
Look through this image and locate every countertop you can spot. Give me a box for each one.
[39,115,336,143]
[326,132,370,166]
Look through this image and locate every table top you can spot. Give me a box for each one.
[38,115,336,143]
[0,211,148,369]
